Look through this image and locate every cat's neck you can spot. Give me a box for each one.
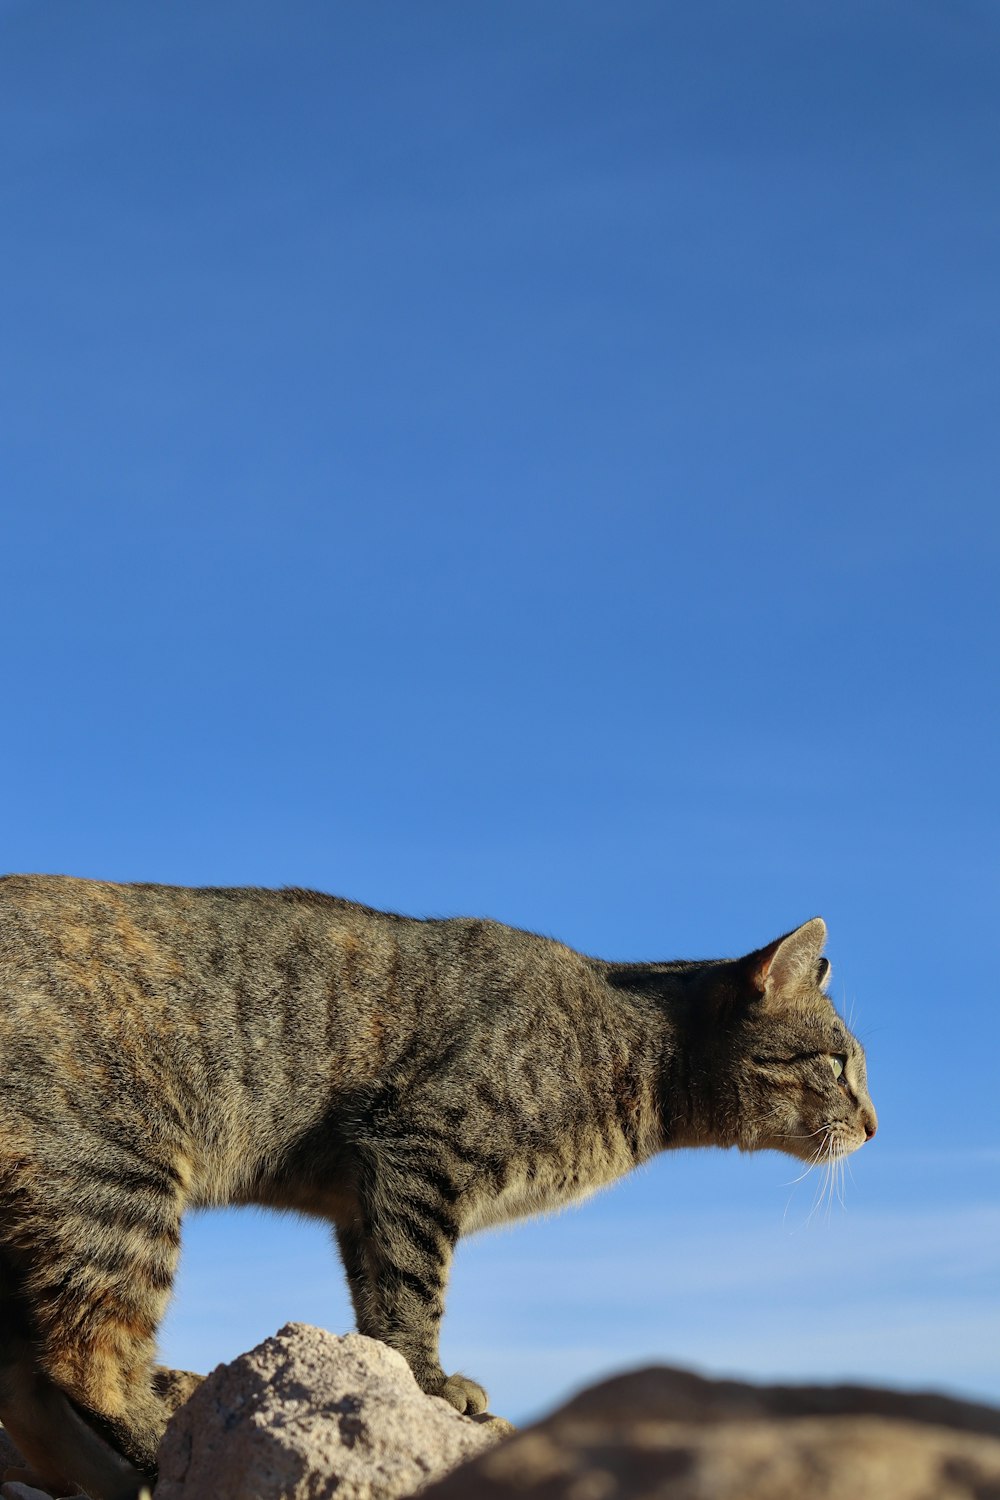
[596,955,742,1155]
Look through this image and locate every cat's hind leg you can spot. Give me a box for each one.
[1,1375,210,1500]
[0,1350,149,1500]
[0,1162,184,1494]
[23,1245,177,1487]
[152,1363,203,1416]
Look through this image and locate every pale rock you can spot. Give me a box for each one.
[156,1322,509,1500]
[423,1364,1000,1500]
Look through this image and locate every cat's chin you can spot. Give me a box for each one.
[752,1127,863,1162]
[829,1127,869,1156]
[763,1135,825,1162]
[774,1126,868,1162]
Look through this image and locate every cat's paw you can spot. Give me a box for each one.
[437,1372,489,1415]
[152,1364,204,1416]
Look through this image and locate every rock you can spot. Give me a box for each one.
[0,1431,24,1475]
[422,1365,1000,1500]
[155,1322,509,1500]
[1,1484,59,1500]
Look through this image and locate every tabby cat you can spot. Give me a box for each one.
[0,875,876,1499]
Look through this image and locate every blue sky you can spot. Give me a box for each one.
[2,0,998,1423]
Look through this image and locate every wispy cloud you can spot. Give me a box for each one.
[872,1146,1000,1168]
[442,1200,1000,1420]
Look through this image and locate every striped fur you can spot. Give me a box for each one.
[0,877,876,1497]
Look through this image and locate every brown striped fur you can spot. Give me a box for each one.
[0,875,876,1498]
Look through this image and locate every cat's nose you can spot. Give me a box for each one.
[863,1113,877,1140]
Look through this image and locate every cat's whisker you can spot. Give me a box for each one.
[782,1133,831,1223]
[805,1134,836,1226]
[826,1155,837,1222]
[776,1125,829,1165]
[775,1115,861,1229]
[805,1175,824,1225]
[777,1126,828,1186]
[817,1132,850,1223]
[784,1160,820,1187]
[816,1137,849,1217]
[824,1142,840,1224]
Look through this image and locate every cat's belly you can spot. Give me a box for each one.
[460,1139,634,1234]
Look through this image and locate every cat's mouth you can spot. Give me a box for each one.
[825,1123,871,1157]
[769,1121,871,1162]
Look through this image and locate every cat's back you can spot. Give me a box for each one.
[0,872,394,995]
[0,876,431,1183]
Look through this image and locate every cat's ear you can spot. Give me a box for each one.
[744,918,828,1005]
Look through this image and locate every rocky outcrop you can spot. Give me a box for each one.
[422,1363,1000,1500]
[155,1323,511,1500]
[3,1335,1000,1499]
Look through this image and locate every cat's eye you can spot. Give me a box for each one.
[829,1054,847,1081]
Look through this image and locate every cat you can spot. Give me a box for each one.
[0,874,876,1500]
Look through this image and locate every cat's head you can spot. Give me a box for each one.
[725,918,876,1162]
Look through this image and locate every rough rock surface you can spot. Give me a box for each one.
[1,1485,55,1500]
[422,1364,1000,1500]
[0,1431,23,1478]
[155,1322,510,1500]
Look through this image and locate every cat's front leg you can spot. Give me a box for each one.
[336,1147,487,1415]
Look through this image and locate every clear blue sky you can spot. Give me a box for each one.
[2,0,998,1421]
